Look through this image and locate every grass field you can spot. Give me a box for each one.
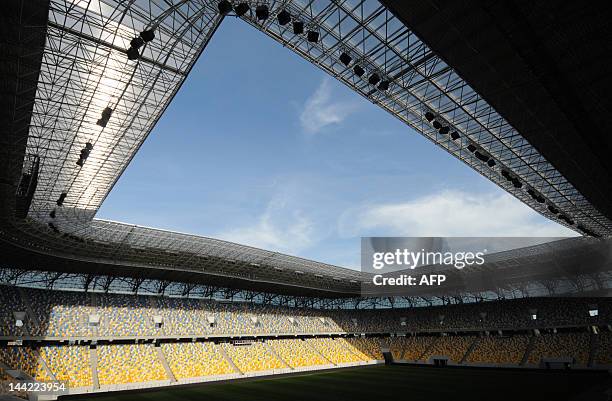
[66,365,609,401]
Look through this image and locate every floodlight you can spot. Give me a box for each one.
[368,73,380,86]
[56,192,67,206]
[277,10,291,25]
[140,29,155,42]
[307,30,319,42]
[130,37,144,49]
[126,46,140,61]
[339,52,352,66]
[474,150,489,162]
[234,3,250,16]
[218,0,232,15]
[255,5,269,20]
[293,20,304,34]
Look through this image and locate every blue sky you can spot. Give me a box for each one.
[97,19,575,268]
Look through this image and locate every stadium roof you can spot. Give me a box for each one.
[382,0,612,236]
[1,0,611,298]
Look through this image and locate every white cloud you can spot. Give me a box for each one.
[215,198,315,255]
[338,190,578,237]
[299,78,359,134]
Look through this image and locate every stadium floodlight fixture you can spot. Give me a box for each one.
[378,80,390,91]
[56,192,67,206]
[126,46,140,61]
[234,3,250,16]
[353,65,365,77]
[140,29,155,42]
[339,52,352,66]
[439,126,450,135]
[432,120,442,130]
[424,111,435,122]
[101,107,112,119]
[487,158,496,167]
[548,205,559,214]
[450,131,460,140]
[307,30,319,42]
[97,107,113,127]
[527,188,545,204]
[277,10,291,25]
[577,225,598,237]
[368,73,380,86]
[77,142,93,166]
[467,144,477,153]
[130,37,144,49]
[255,5,269,20]
[474,150,489,162]
[218,0,232,15]
[48,222,60,233]
[293,20,304,34]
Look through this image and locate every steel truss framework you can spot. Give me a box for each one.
[23,0,612,238]
[8,217,612,298]
[1,266,601,310]
[6,0,612,300]
[26,0,223,222]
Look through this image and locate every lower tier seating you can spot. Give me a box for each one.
[467,335,529,365]
[0,331,609,391]
[97,344,166,385]
[161,342,234,379]
[221,342,283,372]
[527,333,590,366]
[267,339,328,368]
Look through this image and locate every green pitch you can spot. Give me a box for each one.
[66,365,608,401]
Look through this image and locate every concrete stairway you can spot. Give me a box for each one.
[304,340,335,366]
[217,344,243,375]
[417,337,439,362]
[459,337,480,364]
[33,349,57,381]
[156,346,176,382]
[264,342,292,369]
[89,347,100,389]
[520,336,536,366]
